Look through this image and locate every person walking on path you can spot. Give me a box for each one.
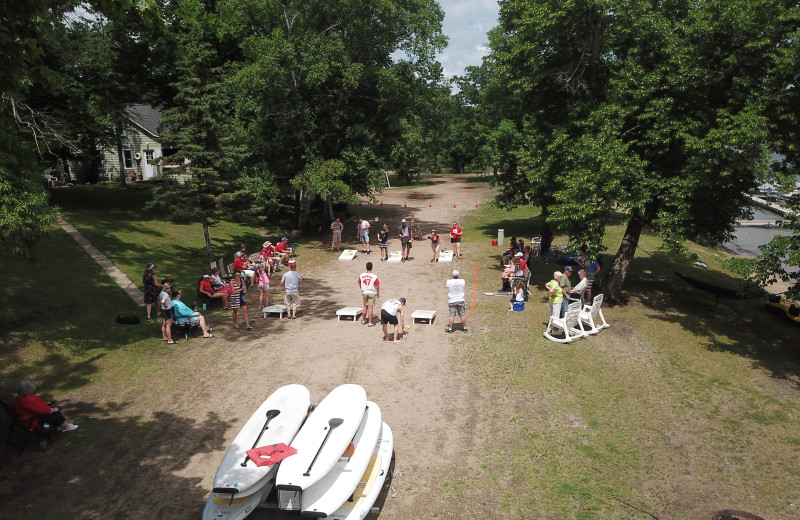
[143,263,162,321]
[280,261,303,319]
[380,297,406,343]
[449,222,463,259]
[377,223,390,262]
[330,218,343,251]
[357,217,371,254]
[358,262,380,326]
[398,218,413,261]
[230,271,253,330]
[546,271,564,319]
[445,269,467,333]
[429,229,441,262]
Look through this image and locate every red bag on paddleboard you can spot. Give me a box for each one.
[246,443,297,467]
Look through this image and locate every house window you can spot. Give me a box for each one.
[145,150,154,162]
[123,150,133,169]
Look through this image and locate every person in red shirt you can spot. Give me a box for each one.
[449,221,463,259]
[12,379,78,434]
[199,275,230,309]
[233,252,256,285]
[274,237,293,266]
[429,229,441,263]
[260,241,277,274]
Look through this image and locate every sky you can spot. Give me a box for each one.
[435,0,500,80]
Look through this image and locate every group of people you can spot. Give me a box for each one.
[333,217,464,263]
[356,261,468,342]
[546,267,590,319]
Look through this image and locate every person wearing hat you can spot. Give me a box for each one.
[559,266,574,318]
[234,251,257,285]
[330,218,343,252]
[513,251,527,277]
[275,237,293,266]
[445,270,467,333]
[546,271,564,319]
[260,241,277,274]
[398,219,413,261]
[142,263,162,322]
[380,297,406,342]
[429,229,441,262]
[280,261,303,319]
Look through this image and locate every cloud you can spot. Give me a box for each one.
[436,0,500,79]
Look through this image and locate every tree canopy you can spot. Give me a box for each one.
[467,0,800,302]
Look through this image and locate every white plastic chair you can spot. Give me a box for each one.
[543,301,587,343]
[579,294,610,334]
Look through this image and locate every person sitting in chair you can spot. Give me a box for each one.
[233,251,256,285]
[13,379,78,434]
[199,275,230,309]
[171,290,214,338]
[275,237,293,266]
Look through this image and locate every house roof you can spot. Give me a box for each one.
[125,104,162,138]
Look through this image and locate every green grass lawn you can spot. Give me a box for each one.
[2,183,799,519]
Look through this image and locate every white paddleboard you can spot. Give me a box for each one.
[206,384,311,502]
[327,422,394,520]
[202,479,271,520]
[300,401,382,517]
[275,384,367,493]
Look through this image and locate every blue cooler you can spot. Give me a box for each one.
[512,301,525,311]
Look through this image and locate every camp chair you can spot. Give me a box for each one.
[543,301,587,343]
[171,319,197,340]
[1,399,53,454]
[579,294,610,334]
[217,259,234,283]
[196,277,222,309]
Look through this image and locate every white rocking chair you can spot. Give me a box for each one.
[579,294,610,334]
[543,301,587,343]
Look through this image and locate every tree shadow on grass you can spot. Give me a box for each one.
[0,401,231,520]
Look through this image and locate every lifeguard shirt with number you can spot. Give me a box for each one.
[359,272,380,295]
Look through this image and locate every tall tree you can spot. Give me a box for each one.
[477,0,800,303]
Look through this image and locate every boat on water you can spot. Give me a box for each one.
[203,384,393,520]
[766,294,800,325]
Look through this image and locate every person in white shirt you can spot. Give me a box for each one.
[357,217,371,254]
[445,269,467,333]
[380,297,406,343]
[358,262,380,326]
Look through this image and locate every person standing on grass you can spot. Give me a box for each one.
[381,297,406,343]
[546,271,564,319]
[280,261,303,319]
[445,269,467,333]
[358,262,380,326]
[357,217,371,254]
[398,219,413,261]
[429,229,441,262]
[159,281,174,343]
[330,218,343,251]
[377,223,390,262]
[230,271,253,330]
[143,263,162,322]
[559,266,573,318]
[449,221,463,259]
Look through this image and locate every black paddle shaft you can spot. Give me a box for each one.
[240,409,281,467]
[303,418,344,476]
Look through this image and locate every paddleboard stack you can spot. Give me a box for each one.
[203,383,394,520]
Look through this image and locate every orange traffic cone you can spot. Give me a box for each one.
[453,203,457,208]
[404,202,407,208]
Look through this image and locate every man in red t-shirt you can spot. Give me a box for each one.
[275,237,292,266]
[449,221,463,259]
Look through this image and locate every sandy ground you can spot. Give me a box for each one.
[0,176,497,519]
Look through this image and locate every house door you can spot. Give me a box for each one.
[143,150,157,178]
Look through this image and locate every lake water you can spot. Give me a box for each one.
[723,208,793,258]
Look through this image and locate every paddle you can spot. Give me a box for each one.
[303,418,344,476]
[240,409,281,467]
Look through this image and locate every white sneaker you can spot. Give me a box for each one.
[58,423,79,432]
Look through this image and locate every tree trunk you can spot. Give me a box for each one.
[202,216,216,265]
[604,211,647,305]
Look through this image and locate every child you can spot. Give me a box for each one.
[509,280,525,310]
[256,264,270,309]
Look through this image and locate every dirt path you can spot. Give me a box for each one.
[1,175,496,520]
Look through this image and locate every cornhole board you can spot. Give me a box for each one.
[387,251,403,263]
[336,307,363,323]
[263,304,288,319]
[411,309,436,325]
[438,250,454,262]
[338,249,358,261]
